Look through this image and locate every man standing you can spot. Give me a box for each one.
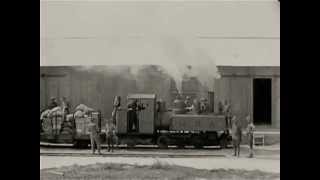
[127,99,145,132]
[106,120,116,152]
[60,97,71,115]
[231,116,242,157]
[127,99,138,132]
[88,117,101,155]
[111,96,121,125]
[223,100,232,129]
[246,115,255,158]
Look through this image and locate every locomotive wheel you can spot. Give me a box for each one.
[157,136,169,149]
[74,140,88,149]
[192,137,204,149]
[126,140,136,148]
[219,136,228,149]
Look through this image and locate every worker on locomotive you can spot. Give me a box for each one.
[127,99,145,132]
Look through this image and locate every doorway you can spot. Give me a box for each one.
[253,78,272,125]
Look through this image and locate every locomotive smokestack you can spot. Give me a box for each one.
[173,94,187,114]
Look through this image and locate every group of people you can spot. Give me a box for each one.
[220,100,255,158]
[183,96,210,114]
[88,118,117,155]
[230,115,255,158]
[47,96,71,115]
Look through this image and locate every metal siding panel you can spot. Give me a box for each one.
[138,99,154,134]
[170,115,226,131]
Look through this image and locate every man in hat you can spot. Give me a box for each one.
[231,115,242,157]
[88,117,101,155]
[200,97,209,114]
[184,96,192,109]
[111,96,121,125]
[106,119,116,152]
[60,97,71,115]
[223,100,232,129]
[246,115,255,158]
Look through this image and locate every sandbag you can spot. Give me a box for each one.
[75,104,94,114]
[66,114,74,121]
[42,117,53,133]
[74,110,85,118]
[40,109,51,119]
[48,107,63,118]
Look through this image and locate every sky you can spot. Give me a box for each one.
[40,0,280,67]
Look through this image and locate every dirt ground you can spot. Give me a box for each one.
[40,144,280,179]
[40,162,280,180]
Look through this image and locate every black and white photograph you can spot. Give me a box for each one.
[40,0,280,179]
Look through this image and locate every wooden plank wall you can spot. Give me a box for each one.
[213,77,251,127]
[40,66,173,126]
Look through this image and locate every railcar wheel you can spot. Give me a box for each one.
[157,136,169,149]
[192,137,204,149]
[74,140,88,149]
[127,140,136,148]
[219,136,228,149]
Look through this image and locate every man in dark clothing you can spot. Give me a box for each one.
[127,99,145,132]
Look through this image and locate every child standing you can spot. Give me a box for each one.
[246,115,255,158]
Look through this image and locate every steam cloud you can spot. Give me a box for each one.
[77,35,220,93]
[42,2,221,93]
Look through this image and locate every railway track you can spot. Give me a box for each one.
[40,152,226,158]
[40,142,230,149]
[40,142,230,158]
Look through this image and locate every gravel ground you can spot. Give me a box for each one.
[41,162,280,180]
[40,155,280,173]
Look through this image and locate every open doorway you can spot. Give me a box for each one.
[253,78,272,125]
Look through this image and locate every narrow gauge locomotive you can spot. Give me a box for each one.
[40,93,232,149]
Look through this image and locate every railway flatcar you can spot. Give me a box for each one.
[40,109,104,148]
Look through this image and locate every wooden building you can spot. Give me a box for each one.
[40,65,280,129]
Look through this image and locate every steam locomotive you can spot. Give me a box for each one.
[40,93,232,149]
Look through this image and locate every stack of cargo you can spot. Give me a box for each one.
[41,107,64,135]
[73,104,95,136]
